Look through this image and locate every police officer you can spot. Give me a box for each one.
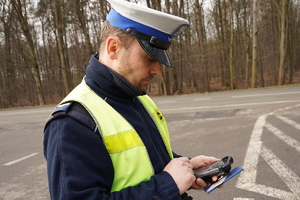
[44,0,222,199]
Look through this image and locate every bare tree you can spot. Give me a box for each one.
[221,0,229,87]
[74,0,94,55]
[242,0,251,88]
[229,0,235,90]
[1,0,300,109]
[194,0,210,92]
[278,0,288,85]
[51,0,71,94]
[251,0,258,88]
[11,0,46,105]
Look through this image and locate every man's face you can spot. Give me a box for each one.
[117,39,162,93]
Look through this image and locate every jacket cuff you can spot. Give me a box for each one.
[155,171,181,200]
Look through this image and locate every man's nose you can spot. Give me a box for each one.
[150,61,162,76]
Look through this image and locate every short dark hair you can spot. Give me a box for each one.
[99,20,136,54]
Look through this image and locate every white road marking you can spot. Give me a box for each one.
[236,104,300,199]
[157,101,175,104]
[265,122,300,153]
[160,100,300,112]
[0,108,53,116]
[272,103,300,113]
[276,115,300,130]
[260,146,300,196]
[233,198,254,200]
[3,152,39,166]
[236,114,267,184]
[232,91,300,98]
[193,98,211,101]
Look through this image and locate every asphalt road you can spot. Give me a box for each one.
[0,85,299,200]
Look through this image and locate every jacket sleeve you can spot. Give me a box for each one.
[43,117,181,200]
[173,152,182,158]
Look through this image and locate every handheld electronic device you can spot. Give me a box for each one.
[194,156,233,183]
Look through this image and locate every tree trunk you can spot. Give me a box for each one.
[286,0,293,84]
[278,0,287,86]
[11,0,46,105]
[222,0,229,87]
[75,0,94,55]
[243,1,250,88]
[229,0,235,90]
[194,0,210,92]
[251,0,258,88]
[52,0,71,95]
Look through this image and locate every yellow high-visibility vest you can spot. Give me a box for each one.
[57,79,173,192]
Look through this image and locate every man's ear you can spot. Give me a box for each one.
[106,37,120,60]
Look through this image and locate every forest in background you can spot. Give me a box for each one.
[0,0,299,109]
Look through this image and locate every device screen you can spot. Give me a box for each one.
[193,161,218,175]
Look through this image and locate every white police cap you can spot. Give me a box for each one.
[106,0,190,67]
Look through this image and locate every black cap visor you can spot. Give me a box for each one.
[137,38,174,67]
[125,28,174,67]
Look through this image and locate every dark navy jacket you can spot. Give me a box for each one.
[43,55,182,200]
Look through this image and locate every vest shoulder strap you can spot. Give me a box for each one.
[45,101,97,132]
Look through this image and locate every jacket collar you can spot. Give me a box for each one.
[85,54,144,102]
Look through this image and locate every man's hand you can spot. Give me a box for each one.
[190,155,224,190]
[163,157,195,195]
[190,155,219,169]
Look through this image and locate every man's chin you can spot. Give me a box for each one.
[136,84,150,93]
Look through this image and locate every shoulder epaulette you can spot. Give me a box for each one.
[45,101,97,132]
[53,102,73,114]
